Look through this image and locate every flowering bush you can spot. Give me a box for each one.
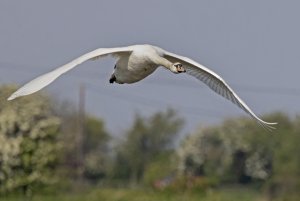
[177,117,276,184]
[0,85,61,194]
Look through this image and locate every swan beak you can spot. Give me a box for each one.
[177,66,186,73]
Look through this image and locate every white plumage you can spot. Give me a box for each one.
[7,44,277,129]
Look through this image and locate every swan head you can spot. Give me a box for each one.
[170,62,186,74]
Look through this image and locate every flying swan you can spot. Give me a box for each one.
[7,44,277,129]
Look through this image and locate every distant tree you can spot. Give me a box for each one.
[111,109,184,184]
[177,126,228,180]
[143,151,177,187]
[264,113,300,200]
[0,85,61,196]
[82,116,111,182]
[55,102,111,183]
[177,113,288,184]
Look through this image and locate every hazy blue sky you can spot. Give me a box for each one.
[1,0,299,135]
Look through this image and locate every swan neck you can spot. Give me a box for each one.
[154,56,172,69]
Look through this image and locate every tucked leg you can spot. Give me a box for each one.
[109,74,116,83]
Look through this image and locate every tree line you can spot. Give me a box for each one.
[0,85,299,200]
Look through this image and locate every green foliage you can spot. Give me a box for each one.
[178,113,298,182]
[56,104,111,183]
[83,116,110,152]
[263,113,300,199]
[143,151,177,187]
[1,84,299,201]
[83,116,111,181]
[177,112,300,198]
[177,126,227,180]
[111,109,184,183]
[0,85,61,194]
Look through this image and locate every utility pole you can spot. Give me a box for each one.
[76,83,85,182]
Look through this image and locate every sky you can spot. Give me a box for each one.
[1,0,299,136]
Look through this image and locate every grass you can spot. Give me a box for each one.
[0,187,261,201]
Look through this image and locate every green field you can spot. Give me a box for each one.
[0,187,262,201]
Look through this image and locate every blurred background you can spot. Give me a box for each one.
[0,1,299,201]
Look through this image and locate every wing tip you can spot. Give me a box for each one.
[7,93,17,101]
[7,90,25,101]
[259,121,278,132]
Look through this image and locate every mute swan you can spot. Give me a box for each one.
[7,44,277,129]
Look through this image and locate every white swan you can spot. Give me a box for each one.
[7,44,277,129]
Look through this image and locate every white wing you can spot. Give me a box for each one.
[7,46,133,100]
[163,50,277,130]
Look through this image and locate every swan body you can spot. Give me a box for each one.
[7,44,277,130]
[112,45,160,84]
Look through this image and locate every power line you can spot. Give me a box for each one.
[142,79,300,97]
[2,62,300,96]
[85,83,228,118]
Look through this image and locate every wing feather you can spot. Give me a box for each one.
[8,46,133,100]
[163,50,277,130]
